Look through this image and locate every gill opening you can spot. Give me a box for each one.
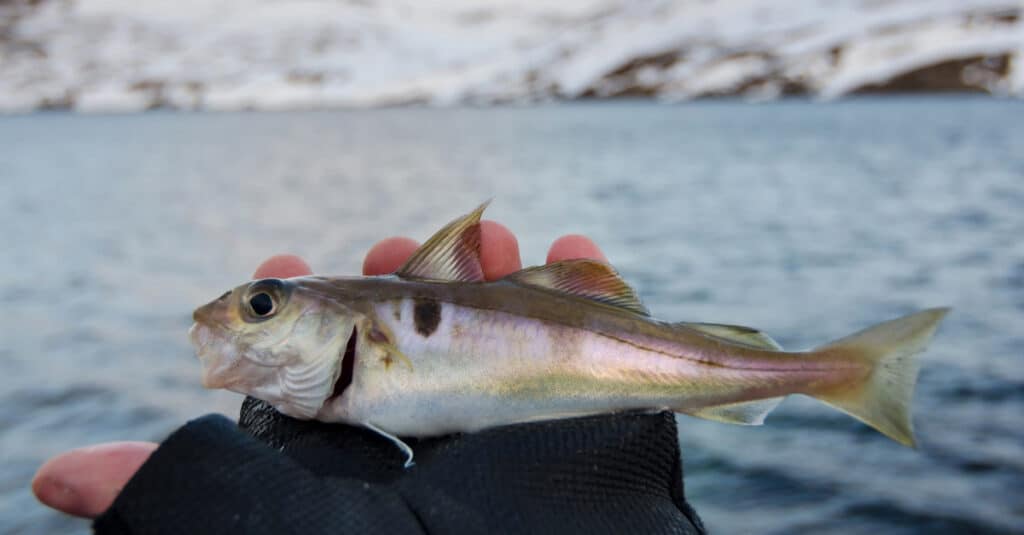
[328,325,357,401]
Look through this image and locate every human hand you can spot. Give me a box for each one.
[33,221,608,519]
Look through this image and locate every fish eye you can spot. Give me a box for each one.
[243,278,288,321]
[248,293,275,316]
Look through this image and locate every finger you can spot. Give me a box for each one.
[32,441,158,519]
[252,254,312,279]
[362,237,420,276]
[479,220,522,280]
[546,234,608,264]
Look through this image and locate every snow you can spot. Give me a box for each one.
[0,0,1021,113]
[820,16,1024,98]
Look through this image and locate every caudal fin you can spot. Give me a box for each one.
[810,308,950,447]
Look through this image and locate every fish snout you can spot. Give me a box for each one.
[193,289,235,324]
[192,302,217,324]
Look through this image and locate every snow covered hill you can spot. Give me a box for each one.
[1,0,1021,113]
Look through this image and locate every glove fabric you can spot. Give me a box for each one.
[94,397,706,534]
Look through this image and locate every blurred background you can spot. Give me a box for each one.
[2,1,1022,533]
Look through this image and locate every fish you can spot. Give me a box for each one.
[190,202,949,465]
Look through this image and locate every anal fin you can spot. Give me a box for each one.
[680,397,784,425]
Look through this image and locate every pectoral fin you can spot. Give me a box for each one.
[680,397,783,425]
[366,324,414,371]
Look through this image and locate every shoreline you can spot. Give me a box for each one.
[2,0,1020,114]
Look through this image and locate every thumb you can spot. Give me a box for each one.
[33,441,158,518]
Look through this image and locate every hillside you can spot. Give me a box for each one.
[1,0,1021,112]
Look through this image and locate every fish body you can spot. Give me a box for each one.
[291,276,855,436]
[190,203,948,449]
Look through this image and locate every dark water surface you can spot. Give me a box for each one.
[2,99,1022,534]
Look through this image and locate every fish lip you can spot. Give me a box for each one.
[323,325,357,409]
[188,322,212,351]
[189,321,227,354]
[189,321,238,389]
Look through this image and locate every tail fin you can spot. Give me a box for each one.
[810,308,950,447]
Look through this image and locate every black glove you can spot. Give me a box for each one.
[94,397,706,534]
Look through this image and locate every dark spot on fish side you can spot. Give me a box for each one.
[329,326,357,401]
[392,304,401,321]
[414,299,441,337]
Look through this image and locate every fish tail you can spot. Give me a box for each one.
[808,307,950,447]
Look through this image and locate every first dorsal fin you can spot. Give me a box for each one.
[504,259,650,316]
[674,322,783,350]
[395,202,489,282]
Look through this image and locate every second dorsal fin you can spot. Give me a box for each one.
[395,202,489,282]
[674,322,783,350]
[504,259,649,316]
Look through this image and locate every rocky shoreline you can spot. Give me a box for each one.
[1,0,1021,113]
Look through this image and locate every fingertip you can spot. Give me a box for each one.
[252,255,312,279]
[33,442,157,519]
[363,237,420,276]
[32,468,80,518]
[479,220,522,280]
[547,234,608,264]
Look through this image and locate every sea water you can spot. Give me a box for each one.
[1,98,1022,533]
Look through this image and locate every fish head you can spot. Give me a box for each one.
[189,277,356,419]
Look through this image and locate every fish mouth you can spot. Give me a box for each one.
[324,326,357,406]
[189,321,224,361]
[189,322,238,389]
